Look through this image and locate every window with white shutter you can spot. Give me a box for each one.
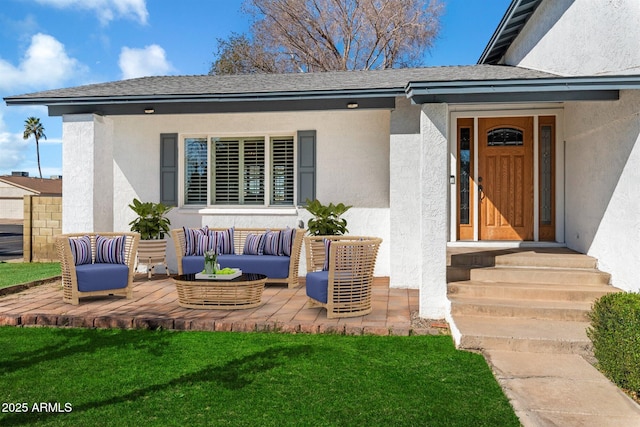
[184,137,207,205]
[271,137,294,205]
[212,137,265,205]
[182,133,302,207]
[212,138,240,204]
[241,138,265,204]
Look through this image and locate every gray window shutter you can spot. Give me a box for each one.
[297,130,316,205]
[160,133,178,206]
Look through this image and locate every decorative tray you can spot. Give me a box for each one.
[195,269,242,280]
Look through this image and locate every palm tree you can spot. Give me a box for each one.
[23,117,47,179]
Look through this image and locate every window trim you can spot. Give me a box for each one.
[180,132,296,208]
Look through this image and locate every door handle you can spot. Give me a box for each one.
[478,184,486,201]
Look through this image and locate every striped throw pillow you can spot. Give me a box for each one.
[195,232,218,256]
[69,235,92,265]
[243,233,265,255]
[217,227,235,254]
[95,234,126,264]
[279,227,296,256]
[183,226,208,255]
[263,230,280,255]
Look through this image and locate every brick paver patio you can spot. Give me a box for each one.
[0,275,444,336]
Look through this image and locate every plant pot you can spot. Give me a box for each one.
[136,239,169,279]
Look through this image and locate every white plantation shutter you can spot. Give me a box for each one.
[212,138,265,204]
[242,138,265,204]
[182,134,301,207]
[184,137,208,205]
[213,138,240,204]
[271,137,294,205]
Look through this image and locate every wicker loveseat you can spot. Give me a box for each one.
[171,227,304,288]
[304,235,382,318]
[55,232,139,305]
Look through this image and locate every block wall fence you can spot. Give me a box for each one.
[23,195,62,262]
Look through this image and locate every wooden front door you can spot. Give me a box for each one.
[478,117,533,240]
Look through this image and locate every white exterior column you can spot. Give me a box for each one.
[62,114,114,233]
[419,104,449,318]
[389,97,422,289]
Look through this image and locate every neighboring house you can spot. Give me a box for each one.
[5,0,640,320]
[0,174,62,220]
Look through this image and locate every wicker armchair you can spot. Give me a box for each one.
[304,235,382,318]
[55,232,139,305]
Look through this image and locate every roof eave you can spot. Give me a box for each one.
[5,87,406,116]
[0,178,40,194]
[4,87,405,107]
[406,75,640,104]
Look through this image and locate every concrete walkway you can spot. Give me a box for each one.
[486,350,640,427]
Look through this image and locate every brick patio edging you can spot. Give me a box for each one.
[0,276,61,297]
[0,313,446,336]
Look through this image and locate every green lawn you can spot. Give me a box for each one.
[0,327,520,427]
[0,262,60,289]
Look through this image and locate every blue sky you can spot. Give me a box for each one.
[0,0,511,178]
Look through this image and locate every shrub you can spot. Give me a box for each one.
[587,292,640,395]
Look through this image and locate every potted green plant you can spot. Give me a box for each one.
[305,199,352,236]
[128,198,173,278]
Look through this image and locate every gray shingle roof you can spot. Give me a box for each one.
[6,65,557,102]
[12,65,637,113]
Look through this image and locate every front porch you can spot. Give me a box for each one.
[0,275,444,336]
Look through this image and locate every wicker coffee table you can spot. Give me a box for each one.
[173,273,267,309]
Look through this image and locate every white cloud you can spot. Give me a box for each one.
[0,33,87,91]
[119,44,174,79]
[0,107,25,173]
[34,0,148,26]
[0,126,29,171]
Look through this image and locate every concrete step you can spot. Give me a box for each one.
[494,251,598,269]
[469,266,611,285]
[448,248,596,269]
[449,295,593,321]
[447,266,471,282]
[448,280,620,302]
[454,315,593,356]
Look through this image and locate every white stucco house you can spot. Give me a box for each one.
[5,0,640,320]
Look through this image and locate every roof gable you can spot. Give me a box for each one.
[478,0,542,64]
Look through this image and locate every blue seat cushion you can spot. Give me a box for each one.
[182,255,291,278]
[218,255,290,278]
[306,271,329,303]
[75,263,129,292]
[182,255,204,275]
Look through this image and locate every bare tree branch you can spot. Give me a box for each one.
[210,0,442,74]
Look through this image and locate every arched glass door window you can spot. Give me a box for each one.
[487,128,523,146]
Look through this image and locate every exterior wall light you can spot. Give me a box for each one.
[144,108,155,114]
[347,102,359,109]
